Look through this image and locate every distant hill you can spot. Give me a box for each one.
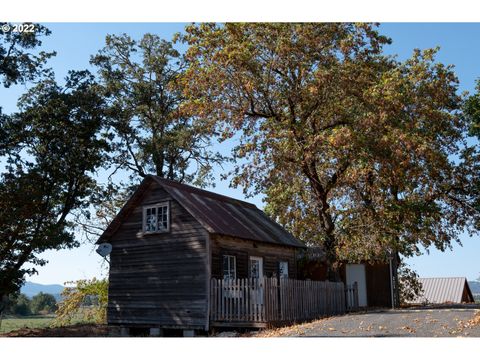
[468,281,480,294]
[21,282,64,301]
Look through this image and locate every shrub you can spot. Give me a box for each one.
[54,278,108,326]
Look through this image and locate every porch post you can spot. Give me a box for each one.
[389,251,395,309]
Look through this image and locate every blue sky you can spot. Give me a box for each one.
[2,23,479,285]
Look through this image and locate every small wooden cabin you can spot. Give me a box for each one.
[97,175,306,334]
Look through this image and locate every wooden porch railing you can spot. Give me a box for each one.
[210,277,355,325]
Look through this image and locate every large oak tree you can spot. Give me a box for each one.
[180,23,480,280]
[0,71,109,300]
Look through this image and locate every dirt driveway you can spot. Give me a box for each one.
[255,305,480,337]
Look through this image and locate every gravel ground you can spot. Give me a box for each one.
[254,306,480,337]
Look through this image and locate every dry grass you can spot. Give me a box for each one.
[0,316,55,334]
[0,323,109,337]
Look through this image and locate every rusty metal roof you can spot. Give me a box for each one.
[97,176,305,248]
[409,277,474,304]
[152,176,305,248]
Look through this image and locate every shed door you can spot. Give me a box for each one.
[346,264,368,307]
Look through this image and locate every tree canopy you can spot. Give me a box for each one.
[0,23,55,88]
[0,70,110,300]
[463,79,480,227]
[180,23,480,279]
[30,292,57,314]
[2,293,32,316]
[91,33,224,187]
[465,79,480,138]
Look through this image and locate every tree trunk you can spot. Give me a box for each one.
[303,165,341,282]
[323,233,341,282]
[0,287,13,328]
[0,294,7,328]
[154,152,164,177]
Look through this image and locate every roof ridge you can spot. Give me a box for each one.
[419,277,466,280]
[150,175,258,209]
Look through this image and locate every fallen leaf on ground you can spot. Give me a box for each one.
[400,326,416,333]
[461,312,480,328]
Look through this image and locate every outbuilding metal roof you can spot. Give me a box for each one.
[98,175,305,248]
[409,277,474,304]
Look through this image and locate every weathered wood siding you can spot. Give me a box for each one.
[210,234,297,279]
[107,181,209,330]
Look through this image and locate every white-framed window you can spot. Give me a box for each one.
[279,261,289,279]
[223,255,236,280]
[143,202,170,233]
